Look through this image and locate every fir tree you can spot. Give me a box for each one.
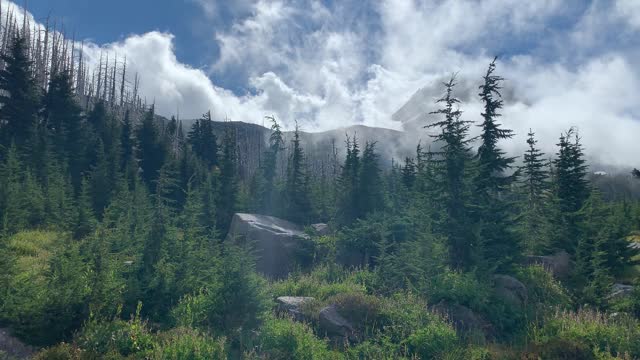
[337,135,361,225]
[188,111,218,168]
[426,76,477,270]
[0,34,40,148]
[358,141,384,216]
[216,125,238,233]
[552,128,589,253]
[519,130,551,253]
[136,106,166,187]
[285,122,312,224]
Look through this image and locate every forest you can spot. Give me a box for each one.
[1,9,640,360]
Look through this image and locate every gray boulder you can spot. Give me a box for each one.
[276,296,314,321]
[609,283,634,300]
[226,213,312,277]
[493,275,528,308]
[319,305,355,340]
[431,302,492,337]
[525,251,570,279]
[311,223,330,236]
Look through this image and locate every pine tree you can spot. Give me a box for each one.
[337,135,361,225]
[253,116,285,216]
[472,58,520,271]
[89,139,112,217]
[216,125,238,233]
[74,177,97,239]
[44,71,87,191]
[426,76,477,270]
[285,122,313,224]
[401,157,417,189]
[552,128,589,253]
[0,34,40,148]
[188,111,218,168]
[136,106,166,187]
[519,130,551,253]
[358,141,384,216]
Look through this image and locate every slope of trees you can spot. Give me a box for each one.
[0,29,639,359]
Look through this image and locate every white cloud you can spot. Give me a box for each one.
[12,0,640,165]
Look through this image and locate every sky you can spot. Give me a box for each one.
[17,0,640,166]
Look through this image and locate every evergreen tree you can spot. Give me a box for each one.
[552,128,589,253]
[0,34,40,148]
[253,116,286,216]
[216,126,238,233]
[188,111,218,168]
[473,59,520,271]
[285,122,312,224]
[519,130,552,253]
[426,76,477,270]
[402,157,417,189]
[337,135,361,225]
[136,106,166,187]
[358,141,384,216]
[44,72,87,190]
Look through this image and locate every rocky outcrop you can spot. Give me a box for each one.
[226,213,313,277]
[311,223,330,236]
[493,275,528,308]
[525,251,570,279]
[609,283,634,300]
[431,302,492,337]
[319,305,355,340]
[276,296,314,321]
[0,328,34,359]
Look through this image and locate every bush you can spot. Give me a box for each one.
[405,321,459,359]
[531,309,640,358]
[0,231,90,345]
[257,317,341,360]
[33,343,83,360]
[75,303,156,358]
[270,265,369,301]
[171,244,270,339]
[153,327,226,359]
[426,270,490,311]
[517,265,572,314]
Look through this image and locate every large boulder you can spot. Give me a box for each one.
[525,251,570,279]
[276,296,315,321]
[431,302,492,337]
[226,213,312,278]
[493,275,528,308]
[609,283,634,300]
[319,305,356,340]
[311,223,330,236]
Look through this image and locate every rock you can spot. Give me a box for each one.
[226,213,312,277]
[0,328,34,359]
[493,275,528,308]
[609,283,634,300]
[319,305,355,340]
[431,302,492,337]
[629,242,640,250]
[525,250,570,279]
[311,223,330,236]
[276,296,314,321]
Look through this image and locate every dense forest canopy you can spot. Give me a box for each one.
[1,8,640,360]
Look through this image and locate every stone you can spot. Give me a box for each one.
[0,328,34,360]
[226,213,312,277]
[609,283,634,300]
[276,296,315,321]
[524,250,570,279]
[319,305,355,339]
[493,274,528,308]
[311,223,330,236]
[431,302,492,337]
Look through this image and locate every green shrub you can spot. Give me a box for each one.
[75,303,156,358]
[270,265,369,301]
[257,317,341,360]
[171,244,270,339]
[516,265,571,313]
[153,327,226,360]
[532,309,640,358]
[427,270,490,311]
[405,321,459,359]
[0,231,90,345]
[33,343,83,360]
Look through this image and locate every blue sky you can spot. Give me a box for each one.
[16,1,640,165]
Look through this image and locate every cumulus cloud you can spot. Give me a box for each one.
[12,0,640,165]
